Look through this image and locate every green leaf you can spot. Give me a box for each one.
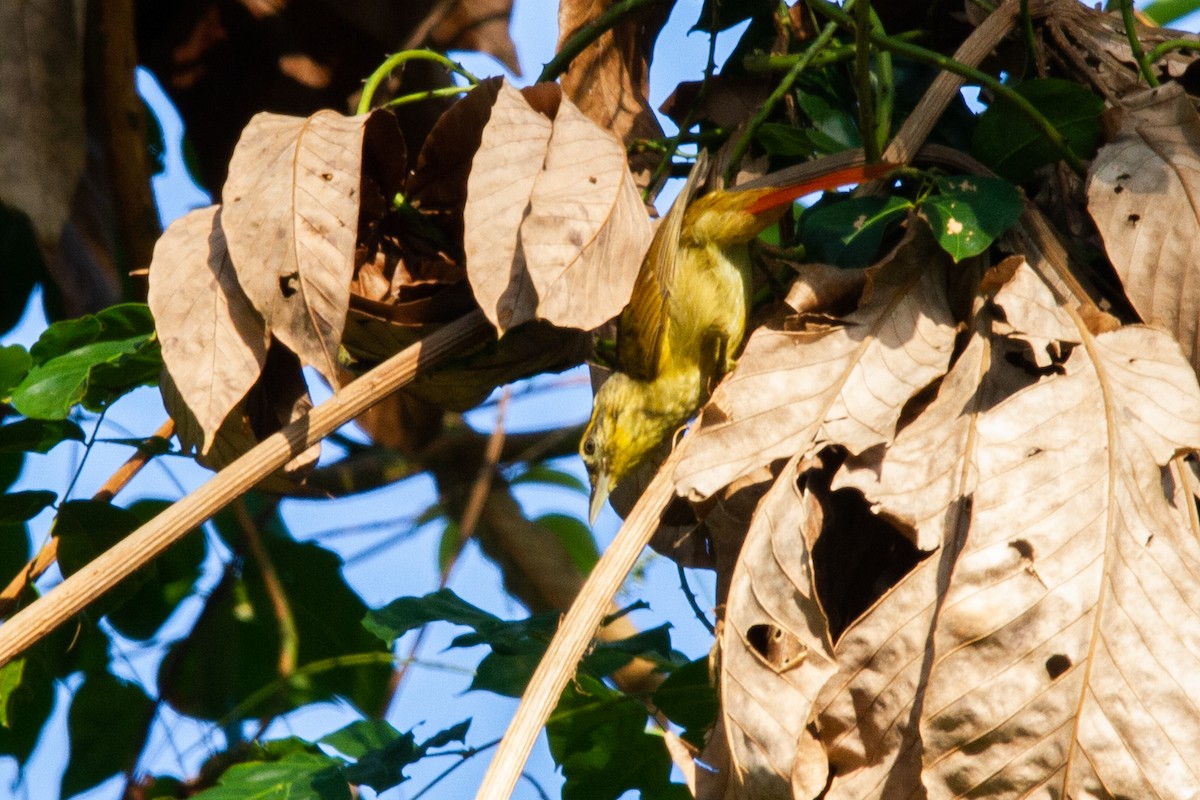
[920,175,1023,262]
[192,750,351,800]
[651,658,718,748]
[798,195,913,268]
[548,675,689,800]
[162,512,390,721]
[755,123,817,158]
[581,623,675,679]
[0,655,52,766]
[535,513,598,574]
[12,303,160,419]
[0,490,56,524]
[0,418,84,453]
[0,344,31,396]
[796,90,860,152]
[511,463,587,494]
[113,499,206,640]
[322,719,469,792]
[364,588,508,647]
[971,78,1103,183]
[54,500,148,611]
[60,673,156,797]
[437,519,462,574]
[1143,0,1200,23]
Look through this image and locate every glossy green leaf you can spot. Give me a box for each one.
[0,345,31,396]
[13,303,160,419]
[1142,0,1200,23]
[535,513,598,574]
[971,78,1103,182]
[364,588,507,647]
[921,175,1023,261]
[61,673,155,797]
[0,490,55,524]
[799,195,912,268]
[548,675,690,800]
[0,418,84,453]
[191,749,350,800]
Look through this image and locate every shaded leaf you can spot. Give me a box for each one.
[798,195,912,268]
[431,0,519,74]
[1086,82,1200,369]
[535,513,598,574]
[149,205,268,453]
[971,77,1103,182]
[0,418,84,453]
[61,673,155,797]
[651,658,718,749]
[0,491,55,524]
[548,674,689,800]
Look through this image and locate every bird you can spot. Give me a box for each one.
[580,152,894,524]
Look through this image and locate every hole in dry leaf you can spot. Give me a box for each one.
[1008,538,1034,561]
[1113,185,1124,194]
[279,272,299,298]
[1116,173,1130,181]
[1127,213,1140,224]
[746,623,807,671]
[1045,653,1071,679]
[321,172,333,181]
[808,452,926,642]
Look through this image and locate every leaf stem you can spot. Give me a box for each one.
[808,0,1087,175]
[854,0,880,163]
[538,0,670,84]
[724,20,842,184]
[385,84,474,110]
[357,50,480,115]
[1118,0,1160,87]
[1144,37,1200,66]
[741,31,922,71]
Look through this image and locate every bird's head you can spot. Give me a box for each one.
[580,373,681,525]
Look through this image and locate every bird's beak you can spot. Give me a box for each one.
[588,469,611,527]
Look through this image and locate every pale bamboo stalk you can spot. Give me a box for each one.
[0,310,491,667]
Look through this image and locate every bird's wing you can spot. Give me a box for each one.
[616,152,709,381]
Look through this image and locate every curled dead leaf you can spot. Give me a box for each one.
[148,205,268,454]
[463,80,652,333]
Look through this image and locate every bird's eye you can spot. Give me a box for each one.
[583,438,596,457]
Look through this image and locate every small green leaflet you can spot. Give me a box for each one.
[921,175,1023,261]
[799,195,912,268]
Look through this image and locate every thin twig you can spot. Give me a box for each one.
[724,21,841,184]
[811,0,1087,175]
[235,498,298,679]
[1145,38,1200,65]
[677,564,716,635]
[0,311,493,668]
[0,418,176,619]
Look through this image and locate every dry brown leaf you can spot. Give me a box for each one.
[222,110,396,386]
[674,225,957,502]
[556,0,669,181]
[160,341,318,490]
[463,81,651,332]
[720,456,836,799]
[430,0,519,75]
[1087,82,1200,370]
[815,258,1200,798]
[148,205,269,454]
[0,0,86,253]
